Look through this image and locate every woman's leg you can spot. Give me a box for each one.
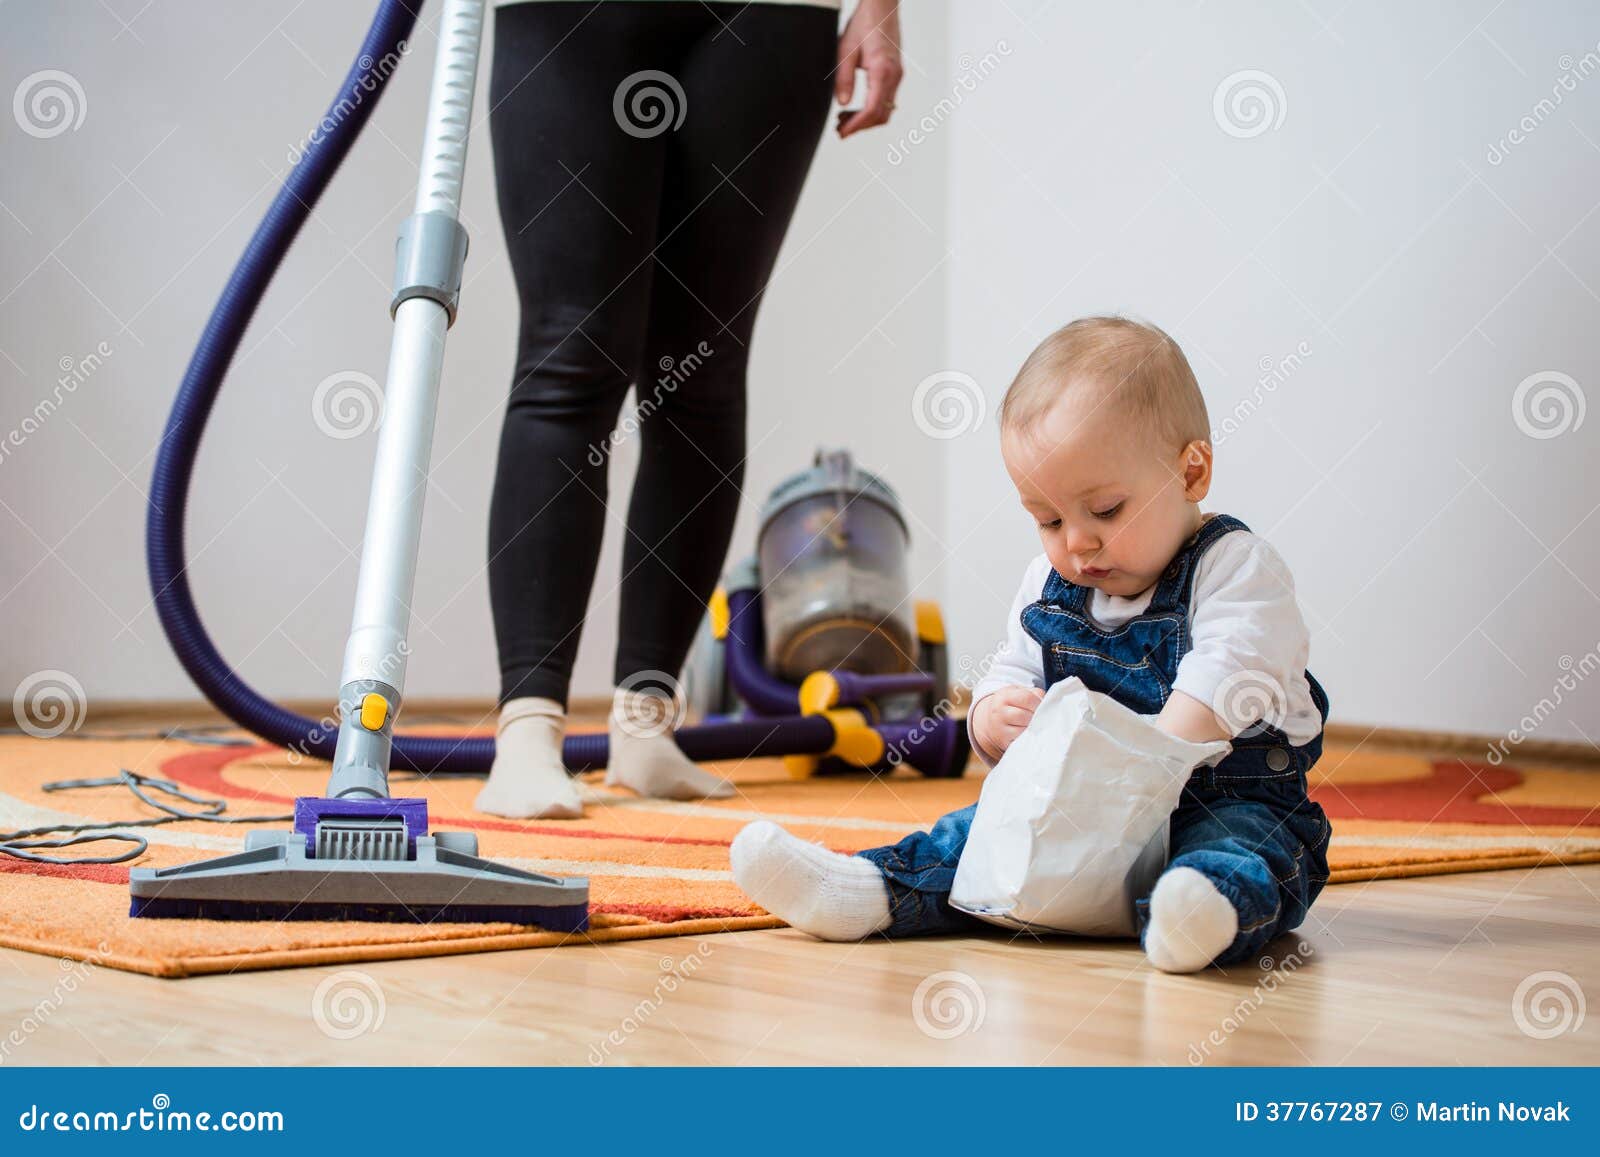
[487,3,687,708]
[481,3,695,815]
[605,5,838,797]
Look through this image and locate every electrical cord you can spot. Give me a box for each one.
[0,726,253,747]
[0,769,292,866]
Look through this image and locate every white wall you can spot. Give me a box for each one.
[6,1,1598,744]
[0,2,948,705]
[941,0,1600,742]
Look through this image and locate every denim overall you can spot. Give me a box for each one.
[855,514,1334,965]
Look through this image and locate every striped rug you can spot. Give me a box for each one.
[0,729,1596,977]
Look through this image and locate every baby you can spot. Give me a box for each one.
[730,316,1334,973]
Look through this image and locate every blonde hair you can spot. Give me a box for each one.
[999,316,1209,454]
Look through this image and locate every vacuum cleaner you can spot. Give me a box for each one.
[134,0,967,927]
[685,447,961,780]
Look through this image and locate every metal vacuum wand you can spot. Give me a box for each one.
[131,0,590,927]
[328,0,483,800]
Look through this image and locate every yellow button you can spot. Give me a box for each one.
[359,693,389,731]
[708,587,730,640]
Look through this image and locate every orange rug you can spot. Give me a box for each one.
[1,728,1596,977]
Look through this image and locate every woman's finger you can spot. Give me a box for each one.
[874,54,904,116]
[834,41,860,106]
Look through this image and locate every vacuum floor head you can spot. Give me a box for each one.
[128,796,589,930]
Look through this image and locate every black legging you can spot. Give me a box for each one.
[487,2,836,707]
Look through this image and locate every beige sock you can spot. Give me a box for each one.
[605,688,734,800]
[475,696,584,819]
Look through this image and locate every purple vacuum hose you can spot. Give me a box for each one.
[723,588,935,708]
[723,588,802,715]
[142,1,965,778]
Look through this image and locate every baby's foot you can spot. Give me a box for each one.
[475,697,584,819]
[1143,866,1239,973]
[729,820,891,941]
[605,688,734,800]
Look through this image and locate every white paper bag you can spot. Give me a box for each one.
[949,677,1232,937]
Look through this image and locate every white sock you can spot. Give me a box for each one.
[475,697,584,819]
[1144,866,1239,973]
[729,820,891,941]
[605,688,734,800]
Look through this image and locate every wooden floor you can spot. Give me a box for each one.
[2,863,1596,1065]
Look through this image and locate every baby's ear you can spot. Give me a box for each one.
[1179,440,1213,500]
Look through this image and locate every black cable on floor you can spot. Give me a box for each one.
[0,769,292,866]
[0,726,254,747]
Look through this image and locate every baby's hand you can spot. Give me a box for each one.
[970,685,1046,762]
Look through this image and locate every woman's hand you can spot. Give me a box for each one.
[970,685,1046,763]
[835,0,902,138]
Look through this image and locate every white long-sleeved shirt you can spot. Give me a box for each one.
[968,522,1323,767]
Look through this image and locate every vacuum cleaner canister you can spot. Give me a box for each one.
[128,796,590,929]
[757,448,918,682]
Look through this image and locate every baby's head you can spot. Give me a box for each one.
[999,316,1213,598]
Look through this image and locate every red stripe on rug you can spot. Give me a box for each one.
[591,903,751,921]
[0,857,132,885]
[1314,761,1600,827]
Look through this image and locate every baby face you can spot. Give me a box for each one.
[1002,391,1211,599]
